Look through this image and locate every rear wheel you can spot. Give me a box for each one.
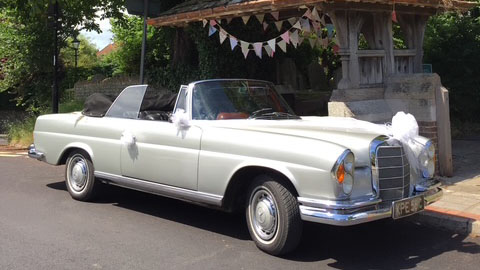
[246,175,303,256]
[65,150,97,201]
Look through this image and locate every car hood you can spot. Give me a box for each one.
[196,116,389,166]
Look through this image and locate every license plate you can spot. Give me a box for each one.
[392,195,425,219]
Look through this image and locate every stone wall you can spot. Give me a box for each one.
[0,110,28,133]
[73,76,143,101]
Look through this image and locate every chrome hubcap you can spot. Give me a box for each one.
[250,188,278,241]
[69,156,88,192]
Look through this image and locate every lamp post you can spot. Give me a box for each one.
[72,37,80,85]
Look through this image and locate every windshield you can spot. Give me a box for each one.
[192,80,299,120]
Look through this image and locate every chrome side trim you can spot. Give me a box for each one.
[28,144,45,160]
[94,171,223,207]
[298,196,381,210]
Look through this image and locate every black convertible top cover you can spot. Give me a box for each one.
[140,92,177,112]
[82,93,115,117]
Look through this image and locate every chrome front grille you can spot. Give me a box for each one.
[375,145,410,205]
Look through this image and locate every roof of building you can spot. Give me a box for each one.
[148,0,476,27]
[96,43,117,57]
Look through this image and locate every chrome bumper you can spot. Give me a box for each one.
[28,144,45,160]
[298,180,443,226]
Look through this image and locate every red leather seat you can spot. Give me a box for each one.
[216,112,249,120]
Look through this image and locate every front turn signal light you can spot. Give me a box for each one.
[337,164,345,184]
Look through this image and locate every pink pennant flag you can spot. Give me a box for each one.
[242,16,251,25]
[274,21,283,32]
[253,42,263,58]
[229,36,238,50]
[304,9,312,20]
[219,30,228,44]
[271,11,279,21]
[290,30,299,48]
[208,25,217,36]
[300,18,311,33]
[210,20,217,26]
[268,39,276,53]
[202,19,208,28]
[277,40,287,53]
[281,31,290,44]
[392,10,398,23]
[263,22,269,31]
[240,41,250,59]
[255,14,265,23]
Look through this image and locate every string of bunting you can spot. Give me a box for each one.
[203,7,338,59]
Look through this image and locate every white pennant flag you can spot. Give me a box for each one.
[253,42,263,58]
[312,7,321,22]
[264,45,273,57]
[229,36,238,50]
[320,14,326,26]
[288,18,297,26]
[274,21,283,32]
[304,9,312,20]
[202,19,208,28]
[301,18,311,33]
[271,12,279,21]
[277,40,287,53]
[255,14,265,23]
[280,31,290,44]
[219,30,227,44]
[242,16,251,25]
[208,25,217,36]
[268,39,276,53]
[263,22,269,31]
[290,30,299,48]
[240,41,250,59]
[293,21,302,30]
[226,17,233,24]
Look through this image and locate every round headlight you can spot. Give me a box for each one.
[343,174,354,194]
[332,150,355,197]
[426,140,435,159]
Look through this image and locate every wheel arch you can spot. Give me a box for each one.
[222,165,299,213]
[57,143,94,165]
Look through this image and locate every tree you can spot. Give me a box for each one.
[61,35,100,68]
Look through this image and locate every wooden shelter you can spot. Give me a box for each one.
[148,0,477,176]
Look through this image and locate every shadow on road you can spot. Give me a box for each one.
[47,181,480,267]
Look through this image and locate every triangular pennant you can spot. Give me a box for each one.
[280,31,290,44]
[326,24,334,38]
[242,16,251,25]
[219,30,227,44]
[226,17,233,24]
[293,21,302,30]
[229,36,238,50]
[208,25,217,36]
[271,12,279,21]
[275,21,283,32]
[263,22,269,31]
[202,19,208,28]
[320,14,326,25]
[312,7,321,22]
[288,18,297,26]
[277,40,287,53]
[240,41,250,59]
[392,10,398,23]
[290,30,299,48]
[253,42,263,58]
[309,37,317,48]
[312,21,321,32]
[268,39,276,53]
[210,20,217,26]
[304,9,312,20]
[264,45,273,58]
[300,18,311,33]
[255,14,265,23]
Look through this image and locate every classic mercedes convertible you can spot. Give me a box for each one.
[29,79,442,255]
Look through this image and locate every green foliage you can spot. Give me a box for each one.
[7,115,36,147]
[60,35,100,68]
[424,5,480,122]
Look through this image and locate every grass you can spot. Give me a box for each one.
[6,99,84,148]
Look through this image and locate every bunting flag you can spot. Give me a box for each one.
[392,10,398,23]
[277,40,287,53]
[299,36,304,45]
[255,14,265,23]
[333,44,340,54]
[263,22,269,31]
[208,25,217,36]
[320,14,326,26]
[287,18,297,26]
[292,21,301,30]
[281,31,290,44]
[219,30,227,44]
[271,11,279,21]
[311,7,320,22]
[290,30,299,48]
[264,44,274,57]
[326,24,334,38]
[253,42,263,58]
[202,19,208,28]
[312,21,321,32]
[242,16,250,25]
[300,18,311,33]
[268,39,276,53]
[226,17,233,24]
[240,41,250,59]
[210,20,217,26]
[274,21,283,32]
[304,9,312,20]
[229,36,238,50]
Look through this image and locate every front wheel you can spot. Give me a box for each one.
[246,175,303,256]
[65,150,97,201]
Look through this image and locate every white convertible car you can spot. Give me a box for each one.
[29,79,442,255]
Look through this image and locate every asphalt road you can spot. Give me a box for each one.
[1,155,479,270]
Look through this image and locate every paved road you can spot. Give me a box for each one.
[1,155,479,270]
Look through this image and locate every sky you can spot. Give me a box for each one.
[80,17,113,50]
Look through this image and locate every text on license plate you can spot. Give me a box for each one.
[392,195,425,219]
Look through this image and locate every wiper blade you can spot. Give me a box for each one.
[249,108,274,119]
[252,112,301,120]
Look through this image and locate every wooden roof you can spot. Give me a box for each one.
[148,0,477,27]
